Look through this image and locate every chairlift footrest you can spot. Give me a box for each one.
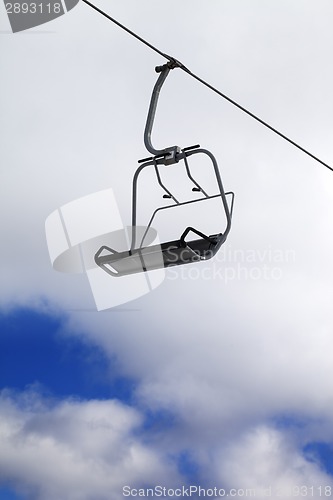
[94,232,225,277]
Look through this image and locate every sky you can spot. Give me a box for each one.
[1,1,333,499]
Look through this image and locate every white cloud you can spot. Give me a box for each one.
[210,425,333,498]
[1,390,332,499]
[66,266,333,432]
[0,390,181,500]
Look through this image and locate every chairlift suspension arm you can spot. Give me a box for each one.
[144,63,180,163]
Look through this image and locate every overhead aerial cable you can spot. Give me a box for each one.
[82,0,333,174]
[75,1,333,279]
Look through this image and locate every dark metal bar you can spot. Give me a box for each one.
[183,153,209,197]
[153,161,179,204]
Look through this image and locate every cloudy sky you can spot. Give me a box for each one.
[1,1,333,499]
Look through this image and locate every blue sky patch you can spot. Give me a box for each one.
[0,486,25,500]
[177,450,201,485]
[304,442,333,476]
[273,413,308,430]
[0,308,134,403]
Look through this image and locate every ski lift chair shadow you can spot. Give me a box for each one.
[95,62,234,277]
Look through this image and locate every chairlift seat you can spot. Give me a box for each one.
[94,63,234,278]
[95,228,226,277]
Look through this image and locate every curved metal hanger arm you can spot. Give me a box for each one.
[144,63,180,164]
